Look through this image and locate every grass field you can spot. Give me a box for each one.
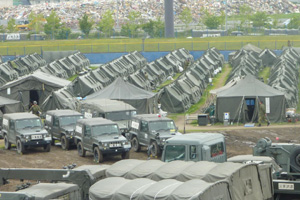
[1,35,300,55]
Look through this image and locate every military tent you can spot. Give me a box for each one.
[0,71,70,109]
[0,96,23,114]
[40,87,80,112]
[216,75,286,123]
[85,77,157,114]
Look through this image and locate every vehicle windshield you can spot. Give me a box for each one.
[164,145,186,162]
[15,119,42,130]
[105,111,137,121]
[92,124,119,136]
[149,120,176,131]
[59,115,83,126]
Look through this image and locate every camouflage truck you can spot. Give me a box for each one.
[2,113,51,154]
[74,118,131,163]
[44,109,83,150]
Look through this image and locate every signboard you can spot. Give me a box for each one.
[224,112,230,120]
[45,115,52,122]
[84,112,92,119]
[6,33,20,41]
[75,125,82,133]
[265,98,270,114]
[131,121,139,130]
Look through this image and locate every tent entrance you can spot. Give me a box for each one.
[245,98,256,121]
[30,90,39,105]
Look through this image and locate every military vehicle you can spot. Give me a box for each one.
[44,109,83,150]
[161,133,227,162]
[79,99,137,136]
[2,113,51,154]
[253,137,300,199]
[128,114,181,157]
[74,118,131,163]
[0,164,109,200]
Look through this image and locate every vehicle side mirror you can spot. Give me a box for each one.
[44,125,49,130]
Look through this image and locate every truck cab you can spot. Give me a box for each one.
[79,99,137,136]
[2,113,51,154]
[128,114,181,157]
[74,118,131,163]
[44,109,83,150]
[161,133,227,163]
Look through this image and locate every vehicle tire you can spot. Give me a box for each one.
[150,141,160,157]
[16,139,25,154]
[4,135,11,150]
[77,142,86,157]
[51,137,55,146]
[61,135,70,150]
[290,147,300,172]
[43,144,51,152]
[93,146,103,163]
[131,137,141,152]
[121,151,130,159]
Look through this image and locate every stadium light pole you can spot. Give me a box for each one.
[225,0,227,31]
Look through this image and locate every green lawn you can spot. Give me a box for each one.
[0,36,299,55]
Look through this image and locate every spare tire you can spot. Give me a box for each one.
[290,147,300,172]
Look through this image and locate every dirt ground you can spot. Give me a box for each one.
[1,121,300,191]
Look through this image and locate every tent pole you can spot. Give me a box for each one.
[237,95,245,126]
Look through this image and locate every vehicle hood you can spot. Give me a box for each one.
[116,120,129,129]
[94,134,127,143]
[17,128,48,135]
[152,130,182,138]
[60,125,75,132]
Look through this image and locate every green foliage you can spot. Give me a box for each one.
[97,10,115,37]
[0,25,5,33]
[123,11,142,38]
[79,14,94,37]
[28,12,45,33]
[179,7,193,29]
[55,26,71,40]
[142,18,164,38]
[44,11,61,37]
[239,5,252,29]
[250,11,269,28]
[203,11,222,29]
[7,18,17,33]
[287,16,300,29]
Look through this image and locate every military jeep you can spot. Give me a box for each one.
[44,109,83,150]
[74,118,131,163]
[2,113,51,154]
[128,114,181,157]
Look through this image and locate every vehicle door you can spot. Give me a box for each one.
[8,119,16,143]
[52,116,60,139]
[82,125,93,151]
[45,114,53,136]
[188,145,199,162]
[139,120,149,145]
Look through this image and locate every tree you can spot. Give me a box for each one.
[142,18,164,38]
[79,13,94,37]
[127,11,142,37]
[250,11,268,28]
[0,25,5,33]
[28,12,45,33]
[7,18,17,33]
[287,16,300,29]
[44,10,61,38]
[203,11,222,29]
[239,5,252,29]
[97,10,115,37]
[179,7,192,30]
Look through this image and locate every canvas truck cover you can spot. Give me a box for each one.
[15,183,81,200]
[90,177,231,200]
[104,159,268,200]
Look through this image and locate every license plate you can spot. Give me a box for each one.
[278,183,294,190]
[109,143,121,147]
[31,135,42,140]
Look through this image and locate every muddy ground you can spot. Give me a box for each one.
[1,122,300,191]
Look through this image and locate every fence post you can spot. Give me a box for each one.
[158,43,160,52]
[208,42,210,49]
[91,45,93,53]
[74,45,76,50]
[108,44,110,53]
[174,43,176,50]
[24,47,26,55]
[192,42,193,51]
[57,45,59,51]
[225,42,226,50]
[7,47,8,55]
[275,41,277,50]
[40,46,42,54]
[258,41,260,48]
[125,44,127,52]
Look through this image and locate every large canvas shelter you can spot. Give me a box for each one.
[85,77,157,114]
[0,96,23,114]
[0,71,70,109]
[216,75,286,123]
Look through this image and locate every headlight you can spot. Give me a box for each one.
[25,135,30,139]
[102,143,108,147]
[122,141,130,145]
